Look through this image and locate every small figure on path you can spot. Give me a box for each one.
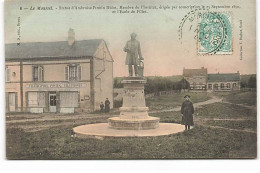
[105,98,110,113]
[124,33,143,77]
[100,102,104,112]
[181,95,194,130]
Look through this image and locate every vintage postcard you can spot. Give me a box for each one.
[5,0,256,159]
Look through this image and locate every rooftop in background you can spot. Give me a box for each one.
[5,39,104,61]
[183,67,207,77]
[207,73,240,82]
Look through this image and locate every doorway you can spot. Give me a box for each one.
[49,92,57,113]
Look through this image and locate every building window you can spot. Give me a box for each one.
[6,68,11,82]
[65,64,81,81]
[32,66,43,82]
[28,92,45,107]
[60,92,79,108]
[208,84,212,89]
[227,83,231,88]
[193,82,196,89]
[233,83,237,88]
[214,84,218,90]
[221,83,225,89]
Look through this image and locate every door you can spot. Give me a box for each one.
[8,93,16,112]
[49,93,57,113]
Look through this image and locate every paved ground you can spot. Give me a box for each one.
[73,123,186,139]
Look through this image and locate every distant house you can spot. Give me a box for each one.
[207,72,240,91]
[183,67,207,90]
[5,29,114,113]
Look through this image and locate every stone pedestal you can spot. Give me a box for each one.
[108,77,160,130]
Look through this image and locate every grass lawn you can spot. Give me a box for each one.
[6,126,256,159]
[213,91,256,106]
[150,102,256,122]
[195,102,256,119]
[6,91,257,159]
[206,120,257,132]
[146,92,211,111]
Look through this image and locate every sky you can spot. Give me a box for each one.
[5,0,256,77]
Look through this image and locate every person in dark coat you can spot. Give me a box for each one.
[181,95,194,130]
[100,102,104,112]
[105,98,110,113]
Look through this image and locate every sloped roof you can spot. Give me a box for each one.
[208,73,240,82]
[183,68,207,77]
[5,39,103,61]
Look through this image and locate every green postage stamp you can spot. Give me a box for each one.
[198,12,232,55]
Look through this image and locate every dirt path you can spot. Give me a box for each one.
[6,113,113,124]
[149,94,222,114]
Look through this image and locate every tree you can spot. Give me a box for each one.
[248,76,256,88]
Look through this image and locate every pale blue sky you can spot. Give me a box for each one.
[5,0,256,76]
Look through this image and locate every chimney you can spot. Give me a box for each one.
[68,28,75,46]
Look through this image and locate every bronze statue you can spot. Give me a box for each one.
[124,33,143,77]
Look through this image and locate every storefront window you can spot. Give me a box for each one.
[60,92,78,107]
[28,92,45,107]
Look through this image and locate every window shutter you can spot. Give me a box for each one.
[41,66,44,81]
[32,66,34,81]
[6,68,10,82]
[65,66,69,81]
[38,66,42,81]
[77,65,81,81]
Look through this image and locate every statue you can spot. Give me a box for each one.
[124,33,144,77]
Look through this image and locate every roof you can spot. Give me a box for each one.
[183,68,207,77]
[208,73,240,82]
[5,39,103,61]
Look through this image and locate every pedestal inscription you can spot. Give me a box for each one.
[108,77,160,130]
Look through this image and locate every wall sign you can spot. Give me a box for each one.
[26,83,87,89]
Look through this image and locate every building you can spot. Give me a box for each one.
[5,29,114,113]
[183,67,208,90]
[207,72,240,91]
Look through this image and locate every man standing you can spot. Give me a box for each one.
[181,95,194,130]
[105,98,110,113]
[124,33,143,77]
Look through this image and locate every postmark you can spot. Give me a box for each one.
[197,12,232,54]
[178,10,233,55]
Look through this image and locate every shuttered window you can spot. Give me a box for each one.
[65,65,81,81]
[32,66,44,82]
[60,92,78,107]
